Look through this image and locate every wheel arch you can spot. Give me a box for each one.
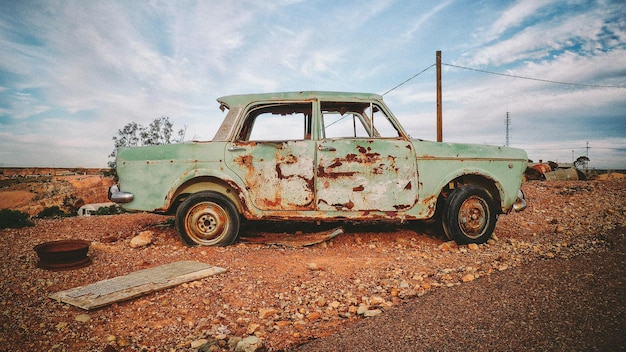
[434,172,504,215]
[165,175,247,216]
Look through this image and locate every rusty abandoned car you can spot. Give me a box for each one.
[109,91,527,246]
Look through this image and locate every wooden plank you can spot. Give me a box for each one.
[241,227,343,247]
[49,261,226,310]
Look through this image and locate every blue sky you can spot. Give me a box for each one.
[1,0,624,169]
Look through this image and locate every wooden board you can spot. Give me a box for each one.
[241,227,343,247]
[50,261,226,310]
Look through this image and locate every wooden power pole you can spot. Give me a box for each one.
[436,51,442,142]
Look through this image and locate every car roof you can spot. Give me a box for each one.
[217,91,384,109]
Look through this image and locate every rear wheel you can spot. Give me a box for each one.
[442,185,497,244]
[175,191,240,247]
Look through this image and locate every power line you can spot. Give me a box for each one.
[381,64,435,96]
[442,63,625,89]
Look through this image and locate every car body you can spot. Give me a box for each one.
[109,91,527,246]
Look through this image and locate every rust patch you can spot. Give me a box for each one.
[328,160,343,168]
[317,165,356,178]
[353,185,364,192]
[236,155,254,168]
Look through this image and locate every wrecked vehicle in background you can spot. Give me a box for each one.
[109,91,527,246]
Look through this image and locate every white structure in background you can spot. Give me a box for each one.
[78,202,117,216]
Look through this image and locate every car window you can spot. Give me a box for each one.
[238,103,313,141]
[321,101,400,139]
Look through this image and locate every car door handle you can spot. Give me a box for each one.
[318,145,336,151]
[228,146,247,152]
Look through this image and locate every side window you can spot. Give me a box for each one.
[238,103,313,141]
[322,111,370,138]
[365,103,401,138]
[321,102,401,139]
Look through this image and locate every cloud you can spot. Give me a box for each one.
[403,0,456,39]
[480,0,553,43]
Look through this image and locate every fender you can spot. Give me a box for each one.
[422,166,508,212]
[164,168,254,216]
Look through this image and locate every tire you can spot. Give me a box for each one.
[442,185,497,245]
[175,191,240,247]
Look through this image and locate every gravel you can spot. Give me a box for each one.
[292,227,626,351]
[0,179,625,351]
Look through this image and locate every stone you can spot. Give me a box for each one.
[468,243,479,251]
[369,296,385,305]
[246,323,260,335]
[235,335,264,352]
[130,230,153,248]
[307,311,321,321]
[461,274,475,282]
[75,313,91,322]
[306,262,319,270]
[363,309,382,317]
[190,339,208,349]
[259,308,279,319]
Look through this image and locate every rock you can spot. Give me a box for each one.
[461,274,475,282]
[363,309,382,317]
[130,230,153,248]
[369,296,385,305]
[468,243,479,251]
[190,339,208,349]
[75,313,91,322]
[235,335,264,352]
[307,311,321,321]
[259,308,279,319]
[438,242,453,251]
[306,262,320,271]
[246,323,260,335]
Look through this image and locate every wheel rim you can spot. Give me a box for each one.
[457,195,489,239]
[184,201,228,245]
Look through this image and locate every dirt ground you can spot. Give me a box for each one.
[0,178,625,351]
[0,173,113,215]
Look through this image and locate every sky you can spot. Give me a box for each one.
[0,0,625,169]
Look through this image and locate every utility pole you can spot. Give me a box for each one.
[436,51,442,142]
[505,111,510,147]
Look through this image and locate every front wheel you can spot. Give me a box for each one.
[442,185,497,244]
[175,191,240,247]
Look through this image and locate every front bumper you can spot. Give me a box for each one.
[513,189,527,212]
[108,185,134,204]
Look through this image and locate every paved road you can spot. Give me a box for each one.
[291,230,626,352]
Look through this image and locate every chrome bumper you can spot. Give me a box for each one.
[108,185,134,204]
[513,189,527,212]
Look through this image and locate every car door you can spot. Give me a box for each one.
[316,101,418,212]
[225,102,316,211]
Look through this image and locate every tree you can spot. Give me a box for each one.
[108,116,185,179]
[574,156,590,170]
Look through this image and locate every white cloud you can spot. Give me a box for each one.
[480,0,553,43]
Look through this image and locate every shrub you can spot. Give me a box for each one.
[94,204,126,215]
[37,206,70,219]
[0,209,34,229]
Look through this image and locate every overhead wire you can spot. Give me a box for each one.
[442,63,625,89]
[382,61,624,96]
[381,64,435,96]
